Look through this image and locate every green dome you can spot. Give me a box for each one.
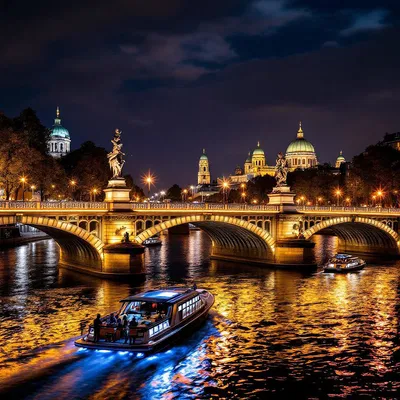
[200,148,208,160]
[252,142,265,156]
[336,151,345,161]
[245,151,252,163]
[50,107,70,139]
[286,122,315,154]
[51,123,70,139]
[286,138,315,154]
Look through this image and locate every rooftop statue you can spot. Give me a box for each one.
[274,152,288,187]
[107,129,125,179]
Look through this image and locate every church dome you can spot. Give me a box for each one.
[50,107,70,139]
[252,142,265,156]
[286,122,315,154]
[199,148,208,160]
[336,150,345,162]
[245,151,252,163]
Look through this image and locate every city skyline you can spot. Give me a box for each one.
[1,1,400,187]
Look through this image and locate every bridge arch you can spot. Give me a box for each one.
[303,216,400,255]
[135,215,275,261]
[0,216,104,269]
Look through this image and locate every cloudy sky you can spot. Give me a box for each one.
[1,0,399,188]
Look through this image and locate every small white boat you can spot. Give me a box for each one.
[323,254,366,273]
[75,287,214,353]
[143,237,162,247]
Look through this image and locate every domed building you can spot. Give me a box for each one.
[48,107,71,158]
[335,150,346,168]
[198,148,211,185]
[244,151,252,174]
[285,122,317,169]
[251,142,266,171]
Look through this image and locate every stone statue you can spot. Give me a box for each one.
[274,152,288,187]
[107,129,125,178]
[122,231,130,243]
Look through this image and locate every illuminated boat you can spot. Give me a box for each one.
[323,254,366,273]
[75,287,214,353]
[143,237,162,246]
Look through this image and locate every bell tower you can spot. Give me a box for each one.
[198,149,211,185]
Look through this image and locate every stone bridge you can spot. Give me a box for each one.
[1,201,399,277]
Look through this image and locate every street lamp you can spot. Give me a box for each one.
[241,192,246,203]
[345,197,351,206]
[335,188,342,206]
[142,171,156,198]
[316,196,322,206]
[252,199,258,204]
[70,179,76,201]
[92,188,98,202]
[182,189,188,202]
[20,176,27,201]
[300,195,305,206]
[376,189,384,207]
[372,195,376,207]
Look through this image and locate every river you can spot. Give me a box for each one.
[0,232,399,399]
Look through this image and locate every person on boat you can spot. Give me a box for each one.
[108,313,117,326]
[93,314,102,343]
[192,282,197,290]
[129,317,138,345]
[122,315,129,344]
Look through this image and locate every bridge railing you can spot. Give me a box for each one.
[130,202,280,211]
[297,205,400,213]
[0,201,108,210]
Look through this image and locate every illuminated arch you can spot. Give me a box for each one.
[134,214,275,253]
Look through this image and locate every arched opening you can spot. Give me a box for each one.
[79,220,88,230]
[135,215,275,263]
[145,220,153,229]
[303,217,400,257]
[136,220,144,234]
[89,220,99,237]
[1,216,104,270]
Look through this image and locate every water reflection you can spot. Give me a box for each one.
[0,233,400,398]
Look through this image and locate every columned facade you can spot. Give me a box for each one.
[48,107,71,158]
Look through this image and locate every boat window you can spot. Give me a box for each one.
[177,295,202,320]
[149,320,170,338]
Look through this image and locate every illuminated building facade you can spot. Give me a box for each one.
[48,107,71,158]
[335,150,346,168]
[230,122,318,184]
[198,149,211,185]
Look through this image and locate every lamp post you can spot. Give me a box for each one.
[142,171,155,199]
[376,190,383,207]
[300,195,305,206]
[20,177,27,201]
[182,189,188,202]
[241,192,246,203]
[345,197,351,206]
[222,181,229,203]
[92,188,98,202]
[372,195,376,207]
[335,188,342,206]
[70,179,76,201]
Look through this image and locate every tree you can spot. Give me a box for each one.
[166,184,182,201]
[124,174,145,201]
[60,141,110,201]
[12,108,50,155]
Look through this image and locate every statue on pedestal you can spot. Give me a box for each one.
[107,129,125,178]
[274,152,288,187]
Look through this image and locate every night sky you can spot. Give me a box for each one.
[1,0,400,189]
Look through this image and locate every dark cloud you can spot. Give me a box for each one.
[0,0,399,188]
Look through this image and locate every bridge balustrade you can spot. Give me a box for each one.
[0,201,108,210]
[297,206,399,213]
[130,202,280,211]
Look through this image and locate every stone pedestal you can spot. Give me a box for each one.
[104,178,131,203]
[267,185,296,210]
[103,242,145,275]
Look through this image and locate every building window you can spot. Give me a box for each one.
[203,167,206,172]
[302,159,305,165]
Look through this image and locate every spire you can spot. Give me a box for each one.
[339,150,343,155]
[54,106,61,125]
[297,120,304,138]
[257,141,260,147]
[203,148,206,154]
